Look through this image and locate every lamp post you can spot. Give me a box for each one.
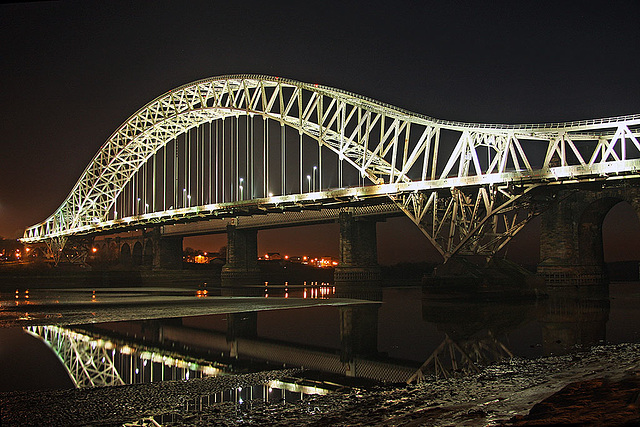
[307,175,311,193]
[183,188,187,208]
[239,177,244,201]
[313,165,317,192]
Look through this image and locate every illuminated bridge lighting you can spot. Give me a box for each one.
[18,75,640,263]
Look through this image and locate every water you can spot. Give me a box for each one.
[1,280,639,394]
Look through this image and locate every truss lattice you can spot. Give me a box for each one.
[21,75,640,260]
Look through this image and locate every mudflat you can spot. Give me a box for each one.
[2,343,639,426]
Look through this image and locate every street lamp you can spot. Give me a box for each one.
[313,166,317,191]
[137,198,141,215]
[187,194,191,207]
[239,177,244,201]
[183,188,186,207]
[307,175,311,193]
[145,203,149,214]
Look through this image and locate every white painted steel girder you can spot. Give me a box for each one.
[21,75,640,260]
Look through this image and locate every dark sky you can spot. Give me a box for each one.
[2,1,640,263]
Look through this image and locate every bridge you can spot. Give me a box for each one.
[20,75,640,282]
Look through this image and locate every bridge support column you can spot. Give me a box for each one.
[537,192,605,286]
[334,212,381,284]
[148,228,183,270]
[221,224,260,286]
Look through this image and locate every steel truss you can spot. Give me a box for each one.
[407,333,513,383]
[21,74,640,261]
[27,325,124,388]
[44,235,93,266]
[392,183,552,261]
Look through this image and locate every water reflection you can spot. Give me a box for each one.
[541,284,610,355]
[27,325,224,387]
[416,293,542,381]
[69,283,421,384]
[2,277,635,395]
[27,323,334,411]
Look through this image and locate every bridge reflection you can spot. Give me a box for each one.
[27,323,333,406]
[411,278,611,381]
[25,278,613,391]
[26,324,223,387]
[542,283,610,355]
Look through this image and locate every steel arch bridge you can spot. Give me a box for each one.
[21,74,640,262]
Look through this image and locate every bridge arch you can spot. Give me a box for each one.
[98,243,108,262]
[578,197,625,266]
[21,74,640,263]
[132,241,143,266]
[540,187,640,283]
[108,241,119,263]
[120,243,131,265]
[25,75,420,242]
[143,239,154,266]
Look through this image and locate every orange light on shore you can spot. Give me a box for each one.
[92,247,98,253]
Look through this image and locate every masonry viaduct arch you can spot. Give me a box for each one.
[539,185,640,284]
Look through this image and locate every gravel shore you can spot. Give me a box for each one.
[2,343,640,426]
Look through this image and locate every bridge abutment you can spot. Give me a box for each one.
[538,187,640,286]
[221,224,260,286]
[537,192,606,285]
[333,212,381,284]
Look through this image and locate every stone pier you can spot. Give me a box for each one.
[538,185,640,286]
[334,212,381,284]
[152,233,183,270]
[221,224,260,286]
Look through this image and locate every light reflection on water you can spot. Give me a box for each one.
[2,280,640,393]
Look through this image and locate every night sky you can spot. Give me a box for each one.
[2,1,640,264]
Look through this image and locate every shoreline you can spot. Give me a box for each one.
[2,343,639,426]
